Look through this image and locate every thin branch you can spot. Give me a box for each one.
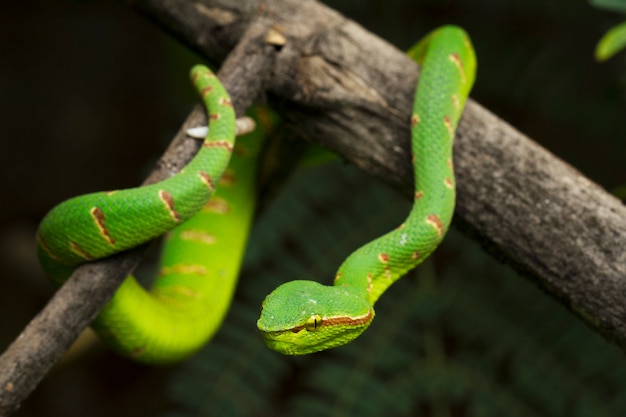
[0,18,278,416]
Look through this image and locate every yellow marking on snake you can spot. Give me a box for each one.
[219,97,233,107]
[448,53,466,84]
[180,230,217,244]
[203,197,230,214]
[451,94,460,110]
[69,241,93,260]
[198,171,215,190]
[443,116,454,139]
[90,207,116,245]
[162,286,202,299]
[160,264,208,276]
[426,214,444,238]
[36,234,61,261]
[218,168,236,186]
[159,190,180,222]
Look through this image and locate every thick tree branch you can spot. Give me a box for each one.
[0,18,278,416]
[127,0,626,343]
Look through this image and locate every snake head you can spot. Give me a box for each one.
[257,280,374,355]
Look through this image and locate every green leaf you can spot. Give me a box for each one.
[596,21,626,60]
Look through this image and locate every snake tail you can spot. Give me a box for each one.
[257,25,477,355]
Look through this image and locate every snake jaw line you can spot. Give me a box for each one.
[327,309,373,326]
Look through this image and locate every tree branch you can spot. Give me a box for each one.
[0,18,278,416]
[127,0,626,343]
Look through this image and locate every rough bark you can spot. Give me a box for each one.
[1,0,625,414]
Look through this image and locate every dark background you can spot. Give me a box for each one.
[1,0,625,416]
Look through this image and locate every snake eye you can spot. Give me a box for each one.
[304,315,323,331]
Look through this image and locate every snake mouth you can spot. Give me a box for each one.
[260,332,307,355]
[258,309,375,355]
[259,330,334,356]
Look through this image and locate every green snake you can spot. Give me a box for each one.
[37,25,475,363]
[257,25,476,355]
[36,66,265,364]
